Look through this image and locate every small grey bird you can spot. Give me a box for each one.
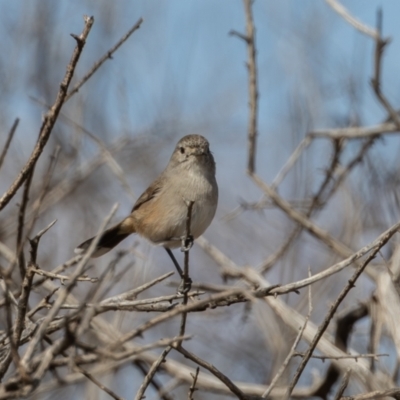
[75,134,218,262]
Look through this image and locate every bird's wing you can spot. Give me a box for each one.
[131,177,163,212]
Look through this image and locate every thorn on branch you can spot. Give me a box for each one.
[188,367,200,399]
[70,33,84,45]
[228,29,250,43]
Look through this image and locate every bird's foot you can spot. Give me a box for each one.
[177,277,192,294]
[180,235,194,252]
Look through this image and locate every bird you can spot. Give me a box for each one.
[75,134,218,282]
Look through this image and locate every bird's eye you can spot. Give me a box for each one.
[179,147,185,154]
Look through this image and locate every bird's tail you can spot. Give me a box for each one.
[75,217,134,258]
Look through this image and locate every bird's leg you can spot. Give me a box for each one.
[165,247,183,277]
[164,247,192,294]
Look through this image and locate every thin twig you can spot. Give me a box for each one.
[74,363,125,400]
[250,172,352,258]
[32,255,82,289]
[1,137,129,236]
[370,10,400,130]
[271,136,312,190]
[230,0,258,173]
[333,369,351,400]
[134,347,172,400]
[0,118,19,172]
[65,17,143,101]
[265,218,400,295]
[15,147,60,280]
[259,137,344,272]
[188,367,200,399]
[26,287,59,318]
[22,146,61,241]
[175,346,247,400]
[325,0,379,39]
[262,272,312,398]
[31,268,98,283]
[15,171,33,280]
[243,0,258,174]
[293,352,388,362]
[100,271,174,304]
[134,360,174,400]
[50,336,191,366]
[309,121,397,138]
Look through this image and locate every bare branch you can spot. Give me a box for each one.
[65,17,143,101]
[175,346,248,400]
[325,0,379,39]
[188,367,200,400]
[0,16,94,212]
[370,10,400,129]
[134,347,172,400]
[333,369,351,400]
[243,0,258,174]
[231,0,258,173]
[0,118,19,172]
[74,363,125,400]
[310,121,398,139]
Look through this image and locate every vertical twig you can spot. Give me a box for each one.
[243,0,258,174]
[14,147,60,280]
[229,0,258,174]
[370,10,400,128]
[188,367,200,399]
[177,200,195,345]
[15,172,34,280]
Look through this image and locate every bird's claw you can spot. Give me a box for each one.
[177,277,192,294]
[180,235,194,252]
